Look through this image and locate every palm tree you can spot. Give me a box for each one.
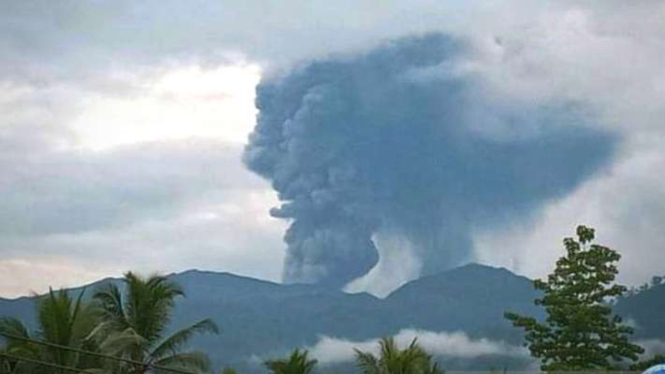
[264,349,317,374]
[0,345,21,374]
[91,272,218,374]
[355,337,442,374]
[0,288,99,374]
[220,367,238,374]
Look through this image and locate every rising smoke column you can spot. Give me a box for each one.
[244,34,617,288]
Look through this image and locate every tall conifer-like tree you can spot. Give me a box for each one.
[505,225,644,371]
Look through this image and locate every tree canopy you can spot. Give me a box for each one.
[505,225,644,371]
[91,272,219,374]
[0,288,99,373]
[355,337,442,374]
[264,349,317,374]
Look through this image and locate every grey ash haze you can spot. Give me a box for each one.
[244,34,616,287]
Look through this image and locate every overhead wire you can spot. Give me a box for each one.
[0,331,198,374]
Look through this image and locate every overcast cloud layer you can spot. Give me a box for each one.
[0,0,664,297]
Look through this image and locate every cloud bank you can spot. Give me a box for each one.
[306,329,527,365]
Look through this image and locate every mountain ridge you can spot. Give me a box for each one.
[1,263,662,371]
[0,263,515,301]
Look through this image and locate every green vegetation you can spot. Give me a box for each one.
[265,349,317,374]
[631,354,665,371]
[0,273,218,374]
[355,337,442,374]
[262,339,444,374]
[221,366,239,374]
[90,272,219,373]
[0,288,99,373]
[505,225,644,371]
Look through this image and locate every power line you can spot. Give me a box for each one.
[0,352,92,374]
[1,331,143,368]
[0,331,198,374]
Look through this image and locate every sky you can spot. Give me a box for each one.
[1,0,664,298]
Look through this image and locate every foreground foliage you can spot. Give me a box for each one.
[355,337,442,374]
[630,354,665,371]
[505,225,644,371]
[0,288,99,373]
[265,349,317,374]
[91,272,219,374]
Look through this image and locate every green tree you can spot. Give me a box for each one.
[0,288,99,373]
[264,349,317,374]
[221,366,239,374]
[505,225,644,371]
[355,337,442,374]
[631,354,665,371]
[91,272,218,374]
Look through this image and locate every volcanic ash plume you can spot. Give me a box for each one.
[243,34,616,288]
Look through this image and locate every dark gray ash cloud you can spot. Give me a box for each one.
[244,34,618,287]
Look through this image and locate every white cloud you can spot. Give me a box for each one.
[0,185,286,298]
[474,143,665,287]
[0,12,280,296]
[71,64,261,150]
[454,1,665,287]
[0,257,115,298]
[345,232,421,298]
[306,329,527,365]
[0,134,286,297]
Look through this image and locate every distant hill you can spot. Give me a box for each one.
[1,263,662,372]
[385,264,540,343]
[615,282,665,340]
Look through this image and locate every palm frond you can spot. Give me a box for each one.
[124,272,184,344]
[0,317,41,360]
[265,349,317,374]
[93,283,126,323]
[0,317,31,341]
[37,288,80,367]
[152,351,210,374]
[356,337,443,374]
[92,272,213,373]
[355,349,381,374]
[265,360,286,374]
[221,366,239,374]
[150,319,218,360]
[98,327,148,356]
